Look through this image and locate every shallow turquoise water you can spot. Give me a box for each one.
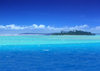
[0,35,100,45]
[0,35,100,71]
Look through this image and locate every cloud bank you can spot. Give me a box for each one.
[0,24,100,34]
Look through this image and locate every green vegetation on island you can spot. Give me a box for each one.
[52,30,95,35]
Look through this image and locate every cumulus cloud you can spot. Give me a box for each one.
[47,26,65,30]
[32,24,38,28]
[0,24,46,30]
[0,24,100,33]
[38,25,45,28]
[6,24,27,30]
[0,24,27,30]
[0,25,6,29]
[69,24,89,30]
[32,24,45,29]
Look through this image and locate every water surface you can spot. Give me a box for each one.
[0,35,100,71]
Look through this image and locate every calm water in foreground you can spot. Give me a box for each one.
[0,35,100,71]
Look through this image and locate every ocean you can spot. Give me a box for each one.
[0,35,100,71]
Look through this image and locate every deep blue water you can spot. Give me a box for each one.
[0,43,100,71]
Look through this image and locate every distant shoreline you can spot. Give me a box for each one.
[0,34,99,36]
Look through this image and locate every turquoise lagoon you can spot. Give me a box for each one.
[0,35,100,71]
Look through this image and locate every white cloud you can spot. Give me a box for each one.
[47,26,61,30]
[47,25,89,32]
[6,24,26,30]
[0,24,100,33]
[38,25,45,28]
[69,24,89,30]
[32,24,45,29]
[0,25,6,29]
[0,24,27,30]
[32,24,38,28]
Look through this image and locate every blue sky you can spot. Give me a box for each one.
[0,0,100,33]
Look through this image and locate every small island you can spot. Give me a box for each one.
[52,30,95,35]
